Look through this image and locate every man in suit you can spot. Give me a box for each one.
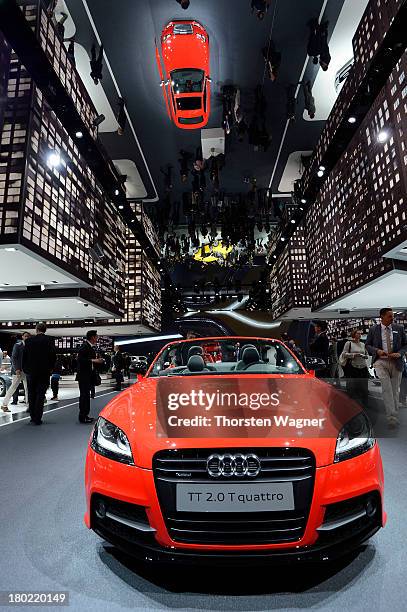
[112,345,125,391]
[76,330,104,424]
[1,332,30,412]
[366,308,407,428]
[309,321,330,378]
[22,323,56,425]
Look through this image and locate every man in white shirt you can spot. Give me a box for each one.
[366,308,407,428]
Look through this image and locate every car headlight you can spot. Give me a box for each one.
[334,412,375,463]
[90,417,134,465]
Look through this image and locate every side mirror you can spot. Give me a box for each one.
[305,357,326,372]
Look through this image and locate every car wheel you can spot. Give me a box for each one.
[0,378,6,397]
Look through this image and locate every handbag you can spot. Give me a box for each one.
[339,341,352,371]
[91,370,102,387]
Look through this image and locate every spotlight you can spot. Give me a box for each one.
[280,237,286,242]
[118,205,124,210]
[319,165,326,171]
[317,169,324,178]
[300,198,306,204]
[347,116,357,124]
[47,151,61,167]
[75,130,83,138]
[92,114,106,127]
[291,219,296,224]
[377,130,389,143]
[114,189,120,195]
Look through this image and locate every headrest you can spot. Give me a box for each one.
[187,355,206,372]
[242,346,260,365]
[188,345,203,359]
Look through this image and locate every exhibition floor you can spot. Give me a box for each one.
[0,392,406,612]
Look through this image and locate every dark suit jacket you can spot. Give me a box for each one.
[22,334,56,377]
[11,340,24,374]
[112,351,125,372]
[309,332,330,362]
[76,342,96,382]
[365,323,407,371]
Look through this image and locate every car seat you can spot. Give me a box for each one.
[186,354,210,373]
[235,346,262,371]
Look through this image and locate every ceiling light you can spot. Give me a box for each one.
[319,165,326,171]
[47,151,61,167]
[377,130,389,143]
[348,116,357,124]
[291,219,296,224]
[317,169,324,178]
[75,130,83,138]
[114,189,120,195]
[300,198,306,204]
[118,205,124,210]
[7,321,12,327]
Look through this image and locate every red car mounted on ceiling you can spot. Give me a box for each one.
[156,20,211,130]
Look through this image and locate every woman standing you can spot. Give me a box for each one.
[340,329,369,408]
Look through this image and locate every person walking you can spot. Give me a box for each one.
[22,323,56,425]
[112,345,125,391]
[50,358,63,401]
[67,39,76,66]
[309,321,330,378]
[262,43,281,81]
[90,42,104,84]
[251,0,271,20]
[365,308,407,428]
[76,330,104,424]
[302,80,316,119]
[339,329,369,407]
[1,332,30,413]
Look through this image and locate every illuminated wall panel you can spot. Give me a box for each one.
[302,0,404,189]
[270,222,310,319]
[305,53,407,310]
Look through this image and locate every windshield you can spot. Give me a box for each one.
[176,96,202,110]
[179,115,204,124]
[171,69,204,93]
[148,339,304,377]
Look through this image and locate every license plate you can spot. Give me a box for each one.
[176,482,294,512]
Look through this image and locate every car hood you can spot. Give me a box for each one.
[101,376,362,469]
[162,34,209,73]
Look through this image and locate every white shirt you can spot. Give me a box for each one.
[380,323,393,353]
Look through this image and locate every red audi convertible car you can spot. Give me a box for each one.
[85,337,385,565]
[155,20,211,129]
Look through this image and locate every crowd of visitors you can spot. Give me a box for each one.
[0,326,136,425]
[280,308,407,429]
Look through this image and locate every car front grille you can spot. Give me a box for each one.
[153,448,315,545]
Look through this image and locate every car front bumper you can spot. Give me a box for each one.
[85,444,385,565]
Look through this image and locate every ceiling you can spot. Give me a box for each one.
[66,0,348,200]
[0,245,86,290]
[61,0,393,324]
[0,296,114,323]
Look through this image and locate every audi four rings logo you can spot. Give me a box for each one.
[206,454,261,477]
